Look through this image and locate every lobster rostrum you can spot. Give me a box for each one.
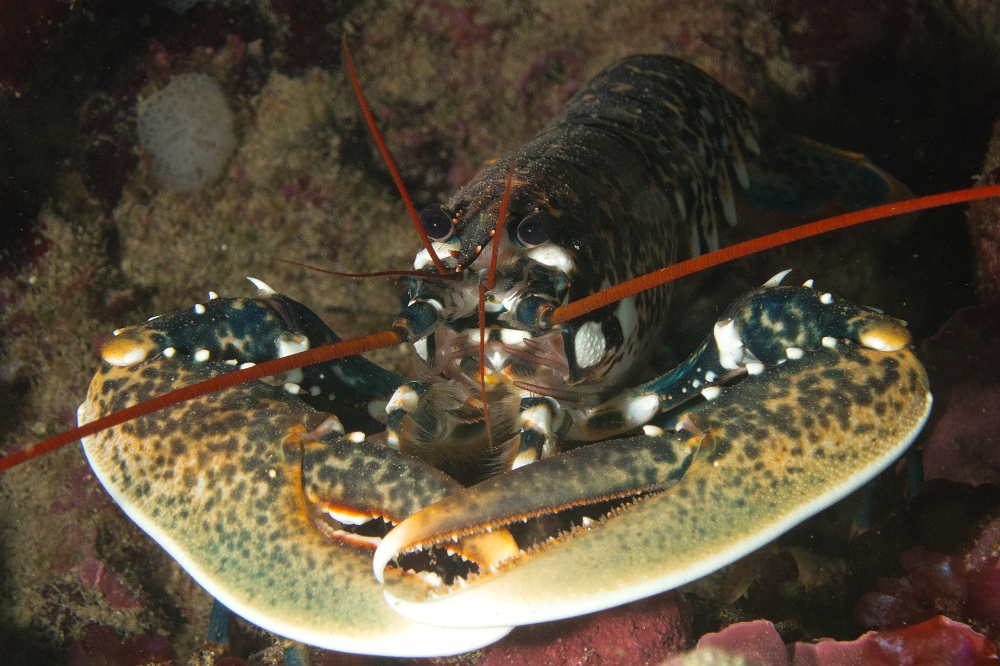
[12,48,982,656]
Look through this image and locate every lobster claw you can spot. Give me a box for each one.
[78,302,514,656]
[372,343,931,629]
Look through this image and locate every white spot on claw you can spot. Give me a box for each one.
[193,349,210,362]
[822,336,837,348]
[786,347,804,360]
[625,394,660,428]
[194,303,206,314]
[704,370,716,382]
[643,424,665,437]
[701,386,722,400]
[820,293,833,304]
[162,347,176,358]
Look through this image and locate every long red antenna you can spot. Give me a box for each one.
[342,36,447,275]
[4,183,1000,474]
[550,183,1000,326]
[0,329,404,473]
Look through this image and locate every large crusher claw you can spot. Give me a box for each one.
[78,299,513,656]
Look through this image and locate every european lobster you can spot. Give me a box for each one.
[4,44,995,658]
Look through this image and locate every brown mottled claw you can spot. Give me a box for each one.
[79,358,512,656]
[378,345,931,629]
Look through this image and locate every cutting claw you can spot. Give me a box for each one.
[377,344,931,629]
[374,426,700,622]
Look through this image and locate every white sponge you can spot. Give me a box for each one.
[138,73,236,193]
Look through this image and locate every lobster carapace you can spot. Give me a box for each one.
[385,54,911,481]
[73,54,928,656]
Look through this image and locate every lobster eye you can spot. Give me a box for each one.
[516,210,554,247]
[418,204,454,241]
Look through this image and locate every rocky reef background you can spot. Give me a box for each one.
[2,0,1000,664]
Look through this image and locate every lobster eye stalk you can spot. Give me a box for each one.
[419,205,455,242]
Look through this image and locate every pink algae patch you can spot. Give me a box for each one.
[669,616,997,666]
[78,557,142,611]
[49,464,112,515]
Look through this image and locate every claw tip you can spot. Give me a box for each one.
[246,276,277,296]
[763,269,792,287]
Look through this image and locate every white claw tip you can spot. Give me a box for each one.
[763,269,793,287]
[246,277,277,296]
